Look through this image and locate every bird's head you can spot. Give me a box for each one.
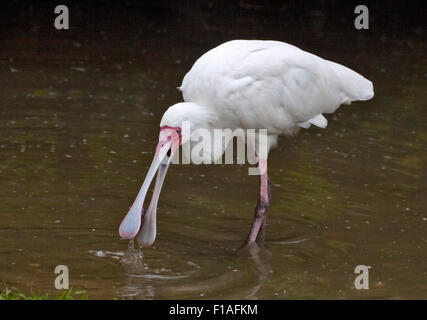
[119,102,216,247]
[159,102,216,144]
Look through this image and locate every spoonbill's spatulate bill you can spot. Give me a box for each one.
[119,40,374,248]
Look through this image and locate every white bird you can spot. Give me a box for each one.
[119,40,374,248]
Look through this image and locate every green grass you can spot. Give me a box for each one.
[0,286,88,300]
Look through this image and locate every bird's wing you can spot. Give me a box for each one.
[180,40,373,133]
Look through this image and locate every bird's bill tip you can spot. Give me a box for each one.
[118,139,171,238]
[119,138,174,244]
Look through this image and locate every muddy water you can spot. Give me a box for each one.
[0,5,426,299]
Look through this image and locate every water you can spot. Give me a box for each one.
[0,3,426,299]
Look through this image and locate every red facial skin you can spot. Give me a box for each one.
[158,126,182,154]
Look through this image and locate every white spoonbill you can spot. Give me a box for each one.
[119,40,374,248]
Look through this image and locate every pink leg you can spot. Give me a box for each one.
[245,159,271,245]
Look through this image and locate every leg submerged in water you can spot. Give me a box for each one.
[245,158,271,245]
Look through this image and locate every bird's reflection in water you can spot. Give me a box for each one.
[118,240,155,299]
[120,240,145,272]
[118,239,274,299]
[238,241,273,300]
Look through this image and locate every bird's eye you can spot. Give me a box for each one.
[176,128,181,134]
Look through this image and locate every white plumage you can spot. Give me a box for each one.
[173,40,373,136]
[120,39,374,248]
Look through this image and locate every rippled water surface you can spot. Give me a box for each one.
[0,3,426,299]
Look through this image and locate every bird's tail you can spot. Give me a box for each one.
[328,61,374,105]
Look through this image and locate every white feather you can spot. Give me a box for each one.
[179,40,373,133]
[308,114,328,128]
[161,39,374,156]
